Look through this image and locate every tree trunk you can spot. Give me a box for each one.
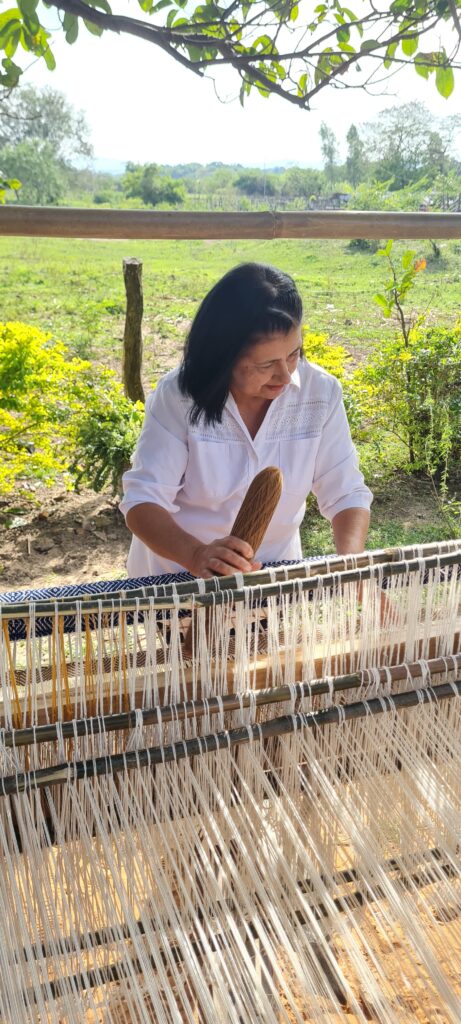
[122,257,145,403]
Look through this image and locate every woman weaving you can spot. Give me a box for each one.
[121,263,372,578]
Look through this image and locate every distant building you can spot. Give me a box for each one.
[309,192,351,210]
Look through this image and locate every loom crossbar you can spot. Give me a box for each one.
[3,548,461,622]
[3,653,460,749]
[2,679,459,796]
[15,852,458,1009]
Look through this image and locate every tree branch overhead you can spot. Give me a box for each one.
[0,0,459,105]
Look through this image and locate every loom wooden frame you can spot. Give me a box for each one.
[3,546,461,619]
[3,679,460,796]
[3,652,461,749]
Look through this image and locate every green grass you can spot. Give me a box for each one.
[1,236,460,382]
[301,509,454,557]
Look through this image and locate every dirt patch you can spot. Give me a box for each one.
[0,473,451,596]
[372,472,440,526]
[0,487,131,593]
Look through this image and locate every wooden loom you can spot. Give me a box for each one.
[1,538,461,1023]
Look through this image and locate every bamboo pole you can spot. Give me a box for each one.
[46,537,461,607]
[4,653,460,749]
[1,207,461,240]
[3,548,461,620]
[2,679,460,796]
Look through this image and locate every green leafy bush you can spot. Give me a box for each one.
[303,328,349,381]
[351,240,461,480]
[0,321,144,496]
[0,322,90,493]
[70,385,144,494]
[352,321,461,476]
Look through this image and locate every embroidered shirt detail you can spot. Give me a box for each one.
[266,401,329,440]
[188,410,246,443]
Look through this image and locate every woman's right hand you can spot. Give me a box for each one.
[189,536,261,579]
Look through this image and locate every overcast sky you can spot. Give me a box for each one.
[23,4,461,168]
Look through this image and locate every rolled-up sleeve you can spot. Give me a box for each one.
[119,379,189,518]
[311,379,372,522]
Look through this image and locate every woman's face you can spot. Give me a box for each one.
[230,325,302,406]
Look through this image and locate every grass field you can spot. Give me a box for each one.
[1,236,461,380]
[1,233,460,564]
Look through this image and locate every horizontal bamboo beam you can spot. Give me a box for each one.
[52,538,461,606]
[1,207,461,240]
[5,653,459,749]
[2,679,460,796]
[3,549,461,620]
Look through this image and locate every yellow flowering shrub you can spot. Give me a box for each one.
[0,322,144,496]
[302,328,349,382]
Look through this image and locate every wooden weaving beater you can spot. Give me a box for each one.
[183,466,283,656]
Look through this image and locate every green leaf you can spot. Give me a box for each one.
[272,60,286,79]
[63,12,79,43]
[43,43,56,67]
[374,293,392,317]
[384,239,393,257]
[254,34,273,52]
[18,0,38,14]
[5,27,20,56]
[383,40,397,68]
[83,17,103,35]
[341,7,358,20]
[401,34,418,57]
[436,64,454,98]
[0,16,21,48]
[336,26,350,42]
[414,52,433,79]
[360,38,379,52]
[297,71,308,96]
[0,55,21,86]
[402,249,416,269]
[17,0,39,31]
[0,9,21,30]
[186,43,203,60]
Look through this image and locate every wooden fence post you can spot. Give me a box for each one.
[122,257,145,403]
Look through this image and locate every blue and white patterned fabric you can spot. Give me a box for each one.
[1,558,328,641]
[0,571,194,607]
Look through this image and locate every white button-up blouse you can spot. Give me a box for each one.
[120,359,372,577]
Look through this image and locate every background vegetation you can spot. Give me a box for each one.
[1,87,461,213]
[1,86,461,574]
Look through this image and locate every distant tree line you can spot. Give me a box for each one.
[1,86,460,211]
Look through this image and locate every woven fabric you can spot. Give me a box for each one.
[1,558,327,641]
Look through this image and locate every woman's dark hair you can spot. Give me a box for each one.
[178,262,303,424]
